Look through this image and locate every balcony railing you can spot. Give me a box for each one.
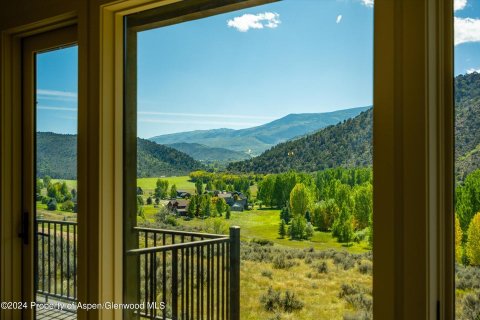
[35,219,240,320]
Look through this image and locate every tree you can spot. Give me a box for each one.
[195,180,203,195]
[170,184,178,199]
[332,208,353,243]
[455,214,463,264]
[288,215,311,240]
[225,206,231,220]
[187,197,196,219]
[278,219,286,239]
[60,181,69,197]
[280,206,291,224]
[71,188,77,199]
[43,175,52,187]
[456,169,480,232]
[206,181,213,191]
[61,200,75,212]
[146,196,153,205]
[466,212,480,266]
[289,183,312,217]
[47,198,57,211]
[352,183,372,230]
[200,195,212,218]
[137,187,144,195]
[155,197,160,205]
[155,179,169,199]
[257,175,275,207]
[312,199,339,231]
[36,179,44,193]
[304,211,311,223]
[216,198,226,216]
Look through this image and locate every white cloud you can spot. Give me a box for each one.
[455,17,480,45]
[227,12,280,32]
[361,0,374,8]
[37,89,77,99]
[37,105,77,112]
[336,15,343,24]
[467,67,480,74]
[455,0,467,11]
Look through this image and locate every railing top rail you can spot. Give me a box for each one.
[134,226,226,239]
[127,236,229,255]
[36,219,78,226]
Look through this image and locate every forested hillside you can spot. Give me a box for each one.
[455,72,480,181]
[37,133,204,179]
[227,109,373,173]
[228,72,480,177]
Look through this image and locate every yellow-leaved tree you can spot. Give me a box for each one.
[455,214,463,264]
[466,212,480,266]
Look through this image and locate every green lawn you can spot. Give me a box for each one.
[146,207,370,254]
[137,176,195,194]
[51,179,77,189]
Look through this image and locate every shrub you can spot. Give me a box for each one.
[314,261,329,274]
[261,270,273,279]
[358,261,373,275]
[282,291,304,312]
[252,238,274,246]
[61,200,75,212]
[260,287,281,312]
[461,291,480,320]
[272,254,295,270]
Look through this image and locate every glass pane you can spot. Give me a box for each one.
[126,1,373,319]
[35,45,78,320]
[454,1,480,318]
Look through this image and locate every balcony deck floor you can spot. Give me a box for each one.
[36,308,76,320]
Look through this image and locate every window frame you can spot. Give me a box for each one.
[0,0,455,319]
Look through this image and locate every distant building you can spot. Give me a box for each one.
[167,199,189,216]
[176,190,191,199]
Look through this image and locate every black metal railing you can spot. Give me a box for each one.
[35,219,77,303]
[34,220,241,320]
[129,227,240,320]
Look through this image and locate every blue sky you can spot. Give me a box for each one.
[36,0,480,137]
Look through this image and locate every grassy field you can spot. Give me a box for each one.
[140,205,370,254]
[137,176,196,194]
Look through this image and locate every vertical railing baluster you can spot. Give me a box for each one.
[207,243,210,320]
[67,223,70,298]
[162,237,167,320]
[216,242,220,320]
[73,223,77,299]
[48,222,51,294]
[172,248,178,319]
[60,223,64,297]
[54,223,57,296]
[181,234,185,319]
[229,227,240,320]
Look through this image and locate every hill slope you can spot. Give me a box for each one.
[150,106,370,155]
[228,73,480,177]
[227,109,373,173]
[37,133,204,179]
[167,142,250,163]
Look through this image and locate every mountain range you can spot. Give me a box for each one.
[37,134,204,179]
[36,72,480,181]
[228,72,480,181]
[149,106,370,156]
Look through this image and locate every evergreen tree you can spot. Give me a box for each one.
[304,211,311,223]
[146,196,153,205]
[225,206,231,220]
[279,219,286,239]
[170,184,178,199]
[195,180,204,195]
[206,180,213,191]
[187,197,196,219]
[43,175,52,187]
